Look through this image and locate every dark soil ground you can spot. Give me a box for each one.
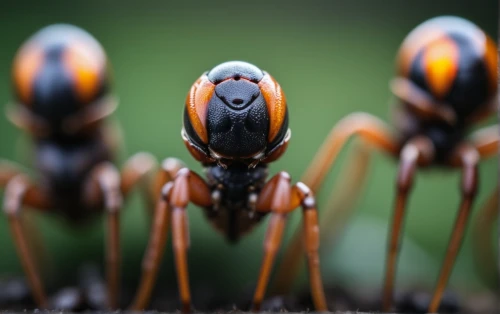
[1,265,498,313]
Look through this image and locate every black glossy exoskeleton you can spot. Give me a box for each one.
[128,61,327,312]
[271,15,499,313]
[0,24,157,309]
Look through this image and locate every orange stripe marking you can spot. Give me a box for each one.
[258,73,287,142]
[185,75,215,144]
[12,44,44,105]
[423,38,459,99]
[63,41,105,104]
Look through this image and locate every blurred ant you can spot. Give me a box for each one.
[273,16,498,313]
[0,24,157,309]
[128,61,328,312]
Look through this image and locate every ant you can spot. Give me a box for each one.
[272,15,498,313]
[127,61,328,312]
[0,24,157,309]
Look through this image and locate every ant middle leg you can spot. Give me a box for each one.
[3,174,52,308]
[272,141,372,296]
[273,113,399,296]
[0,159,23,186]
[472,188,498,288]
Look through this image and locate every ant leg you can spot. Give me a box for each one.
[469,123,499,287]
[128,164,210,311]
[318,141,372,245]
[1,161,52,294]
[252,172,293,311]
[3,174,52,308]
[128,184,172,310]
[289,182,328,311]
[274,113,399,296]
[169,169,211,312]
[149,158,187,214]
[382,137,434,312]
[171,208,190,312]
[469,123,499,158]
[472,188,498,287]
[119,152,158,215]
[128,158,187,310]
[272,141,372,295]
[0,159,22,186]
[468,123,499,287]
[89,162,123,309]
[428,145,480,313]
[301,112,399,192]
[0,160,46,265]
[120,152,157,197]
[99,157,186,309]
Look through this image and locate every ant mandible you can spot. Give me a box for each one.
[128,61,328,312]
[273,15,498,313]
[0,24,157,309]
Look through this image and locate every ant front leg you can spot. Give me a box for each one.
[252,172,292,312]
[1,160,50,293]
[92,154,185,309]
[427,144,479,313]
[87,162,123,309]
[128,158,187,310]
[253,172,327,312]
[273,113,400,295]
[129,161,211,312]
[170,169,212,312]
[289,181,328,311]
[470,124,499,288]
[382,136,434,312]
[3,174,52,308]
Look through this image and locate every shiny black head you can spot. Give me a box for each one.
[12,24,111,133]
[394,16,497,122]
[183,61,290,167]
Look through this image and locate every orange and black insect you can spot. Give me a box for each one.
[1,24,156,309]
[10,23,110,136]
[272,15,499,313]
[128,61,327,312]
[182,61,290,168]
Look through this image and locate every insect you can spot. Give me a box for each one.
[127,60,328,312]
[0,24,157,309]
[272,15,499,313]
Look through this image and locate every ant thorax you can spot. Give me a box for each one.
[34,131,113,219]
[392,102,466,163]
[202,162,269,242]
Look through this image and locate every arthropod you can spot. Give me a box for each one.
[0,24,156,309]
[274,15,498,313]
[128,61,328,312]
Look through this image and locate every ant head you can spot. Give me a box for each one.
[11,24,113,136]
[394,16,497,123]
[182,61,290,168]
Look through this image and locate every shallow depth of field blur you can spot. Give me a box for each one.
[0,0,497,303]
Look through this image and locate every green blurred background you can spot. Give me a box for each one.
[0,0,497,303]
